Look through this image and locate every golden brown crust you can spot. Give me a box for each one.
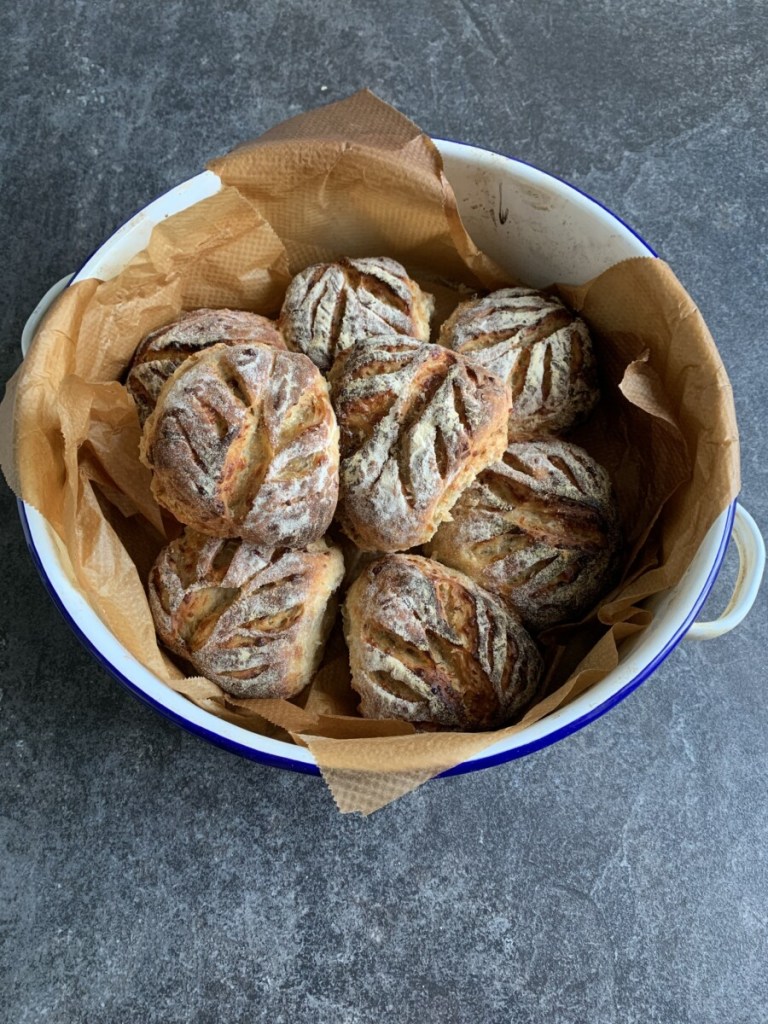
[328,338,511,552]
[126,308,285,425]
[438,287,599,438]
[426,439,621,631]
[343,554,542,730]
[279,256,434,371]
[149,529,344,698]
[141,342,339,548]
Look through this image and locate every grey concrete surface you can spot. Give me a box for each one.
[2,1,767,1022]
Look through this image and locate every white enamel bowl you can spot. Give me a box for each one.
[18,141,765,776]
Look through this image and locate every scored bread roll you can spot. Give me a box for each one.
[279,256,434,371]
[126,308,285,425]
[329,337,511,552]
[149,529,344,699]
[438,287,600,438]
[141,342,339,548]
[343,554,543,730]
[426,439,621,631]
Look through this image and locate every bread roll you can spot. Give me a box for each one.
[149,529,344,698]
[439,287,599,438]
[279,256,434,371]
[343,554,542,730]
[141,342,339,548]
[329,337,511,552]
[127,308,285,425]
[426,439,621,631]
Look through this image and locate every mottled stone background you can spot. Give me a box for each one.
[1,2,766,1021]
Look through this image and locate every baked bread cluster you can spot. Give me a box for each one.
[130,310,343,701]
[129,258,620,729]
[127,308,285,426]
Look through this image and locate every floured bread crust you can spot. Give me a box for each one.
[426,440,621,631]
[127,308,285,425]
[141,342,339,548]
[329,338,511,552]
[279,256,434,371]
[438,287,599,438]
[149,529,344,698]
[343,554,543,730]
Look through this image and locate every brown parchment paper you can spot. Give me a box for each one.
[0,91,740,815]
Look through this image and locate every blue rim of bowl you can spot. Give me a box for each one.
[17,498,738,779]
[17,498,320,775]
[17,149,732,780]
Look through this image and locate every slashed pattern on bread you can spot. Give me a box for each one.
[141,342,339,548]
[343,554,542,730]
[149,529,344,699]
[329,338,511,551]
[279,256,434,371]
[439,287,599,438]
[427,439,621,631]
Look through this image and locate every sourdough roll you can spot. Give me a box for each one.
[426,440,621,631]
[126,308,285,425]
[141,342,339,548]
[329,337,511,552]
[343,554,543,730]
[149,529,344,698]
[439,287,599,438]
[279,256,434,371]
